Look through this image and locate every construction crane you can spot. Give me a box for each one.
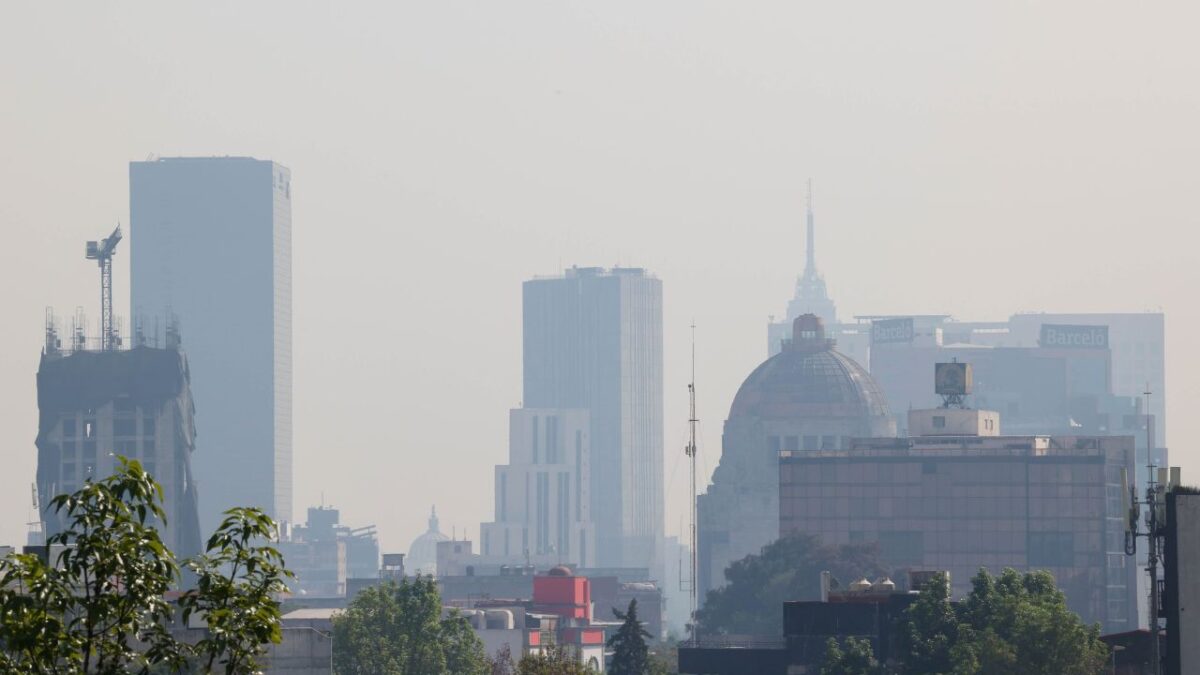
[86,225,122,351]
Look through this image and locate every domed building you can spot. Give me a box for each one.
[697,315,895,595]
[407,506,449,577]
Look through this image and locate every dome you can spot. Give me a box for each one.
[407,506,449,577]
[547,565,573,577]
[729,314,890,421]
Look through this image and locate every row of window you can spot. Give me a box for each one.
[61,415,156,439]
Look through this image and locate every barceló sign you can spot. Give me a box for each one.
[1039,324,1109,349]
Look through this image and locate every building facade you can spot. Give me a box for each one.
[279,506,379,598]
[699,315,895,596]
[863,313,1165,445]
[481,408,596,568]
[130,156,292,531]
[522,267,663,570]
[778,409,1139,633]
[34,324,202,560]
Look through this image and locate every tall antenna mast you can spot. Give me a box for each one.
[1125,384,1162,675]
[686,323,699,639]
[1144,385,1161,675]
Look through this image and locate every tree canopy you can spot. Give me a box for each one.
[514,645,596,675]
[819,637,882,675]
[695,534,887,635]
[0,458,292,674]
[332,576,489,675]
[898,568,1110,675]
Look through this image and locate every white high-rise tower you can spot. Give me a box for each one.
[130,156,292,533]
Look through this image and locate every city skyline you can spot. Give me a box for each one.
[1,2,1196,561]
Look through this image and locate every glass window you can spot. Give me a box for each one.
[803,436,819,451]
[62,418,77,437]
[1028,532,1074,566]
[143,416,156,436]
[114,418,136,437]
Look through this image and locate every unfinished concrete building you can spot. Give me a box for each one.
[35,313,202,560]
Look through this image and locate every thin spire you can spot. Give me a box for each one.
[804,178,816,277]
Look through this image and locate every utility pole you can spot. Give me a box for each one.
[685,323,699,641]
[1124,386,1162,675]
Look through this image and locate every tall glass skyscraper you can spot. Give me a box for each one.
[129,157,292,533]
[523,267,663,570]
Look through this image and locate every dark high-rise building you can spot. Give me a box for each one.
[523,267,663,570]
[34,319,202,560]
[129,157,292,531]
[699,315,895,596]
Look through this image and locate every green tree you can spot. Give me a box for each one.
[0,458,291,674]
[695,534,887,635]
[488,644,517,675]
[608,599,652,675]
[0,457,181,673]
[819,637,881,675]
[332,576,488,675]
[516,645,595,675]
[899,568,1109,675]
[896,572,957,675]
[179,508,295,674]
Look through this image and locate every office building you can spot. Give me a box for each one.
[480,408,596,568]
[279,506,379,598]
[130,156,292,531]
[34,315,202,560]
[1166,485,1199,675]
[863,314,1165,443]
[699,314,895,596]
[778,403,1139,633]
[523,267,663,570]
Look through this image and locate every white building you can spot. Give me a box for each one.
[130,156,293,532]
[523,267,663,571]
[480,409,596,568]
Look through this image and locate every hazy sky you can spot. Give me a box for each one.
[2,2,1198,556]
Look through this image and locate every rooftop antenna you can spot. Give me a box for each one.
[85,223,123,351]
[685,322,699,640]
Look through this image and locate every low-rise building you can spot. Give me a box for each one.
[679,571,936,674]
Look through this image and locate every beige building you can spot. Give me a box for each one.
[779,407,1139,633]
[480,408,596,568]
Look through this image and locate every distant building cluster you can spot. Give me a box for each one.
[22,164,1187,672]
